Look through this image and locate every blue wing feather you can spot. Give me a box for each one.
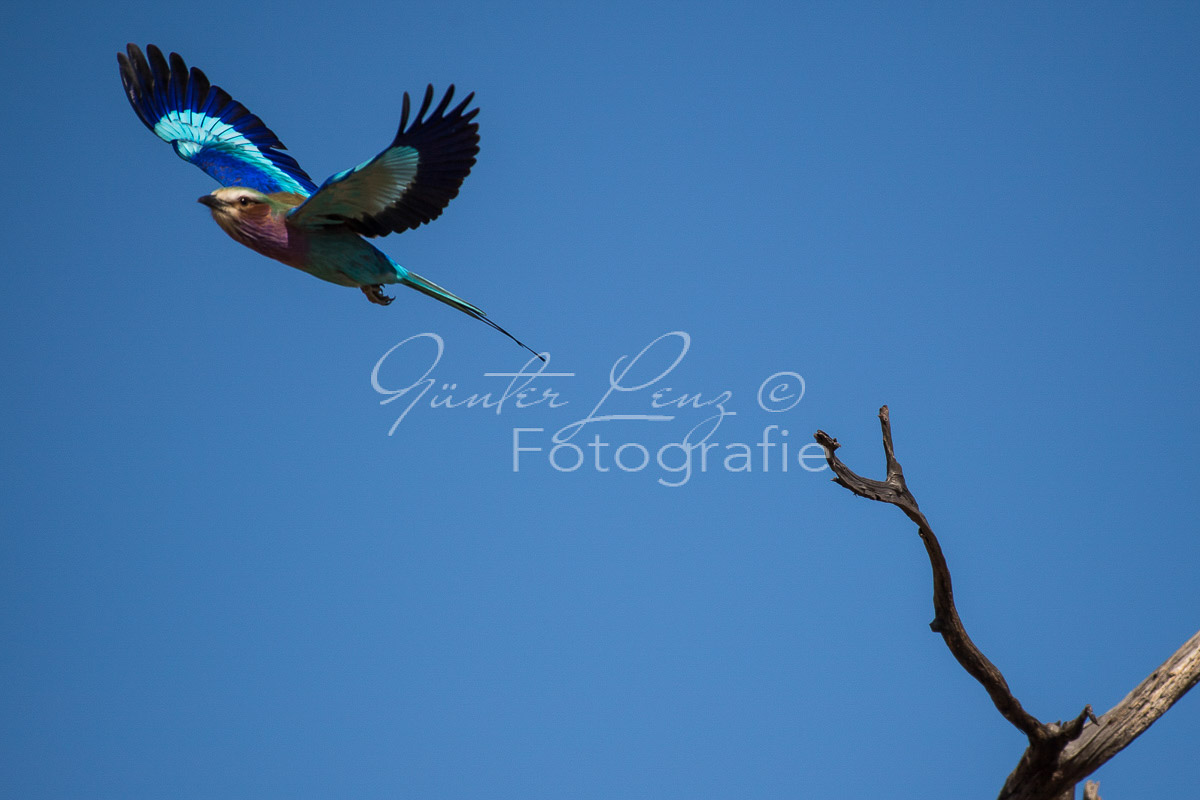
[118,44,318,196]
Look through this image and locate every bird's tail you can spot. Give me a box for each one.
[400,270,545,362]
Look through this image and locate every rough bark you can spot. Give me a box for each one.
[814,407,1200,800]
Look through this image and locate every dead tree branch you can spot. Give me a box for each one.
[814,406,1200,800]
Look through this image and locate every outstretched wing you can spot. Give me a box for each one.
[117,44,318,196]
[288,85,479,237]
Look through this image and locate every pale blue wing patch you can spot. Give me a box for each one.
[153,109,314,195]
[288,146,420,228]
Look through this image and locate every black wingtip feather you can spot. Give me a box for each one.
[399,92,411,133]
[451,92,476,119]
[432,84,455,118]
[168,52,188,116]
[416,84,435,123]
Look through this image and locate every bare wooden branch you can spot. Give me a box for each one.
[1000,630,1200,800]
[814,407,1200,800]
[1082,781,1101,800]
[814,407,1048,738]
[1065,629,1200,769]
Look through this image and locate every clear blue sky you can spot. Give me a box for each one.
[2,2,1198,797]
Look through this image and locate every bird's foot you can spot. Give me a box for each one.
[362,285,394,306]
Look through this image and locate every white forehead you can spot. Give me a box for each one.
[211,187,266,202]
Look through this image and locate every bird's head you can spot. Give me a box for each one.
[198,187,278,240]
[198,187,272,217]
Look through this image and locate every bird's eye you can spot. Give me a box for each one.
[238,196,250,206]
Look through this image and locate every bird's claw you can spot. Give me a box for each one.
[363,285,394,306]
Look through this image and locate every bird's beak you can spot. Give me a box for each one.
[197,194,220,208]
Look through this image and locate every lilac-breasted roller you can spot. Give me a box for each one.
[117,44,541,360]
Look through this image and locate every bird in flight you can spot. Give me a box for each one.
[117,44,542,361]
